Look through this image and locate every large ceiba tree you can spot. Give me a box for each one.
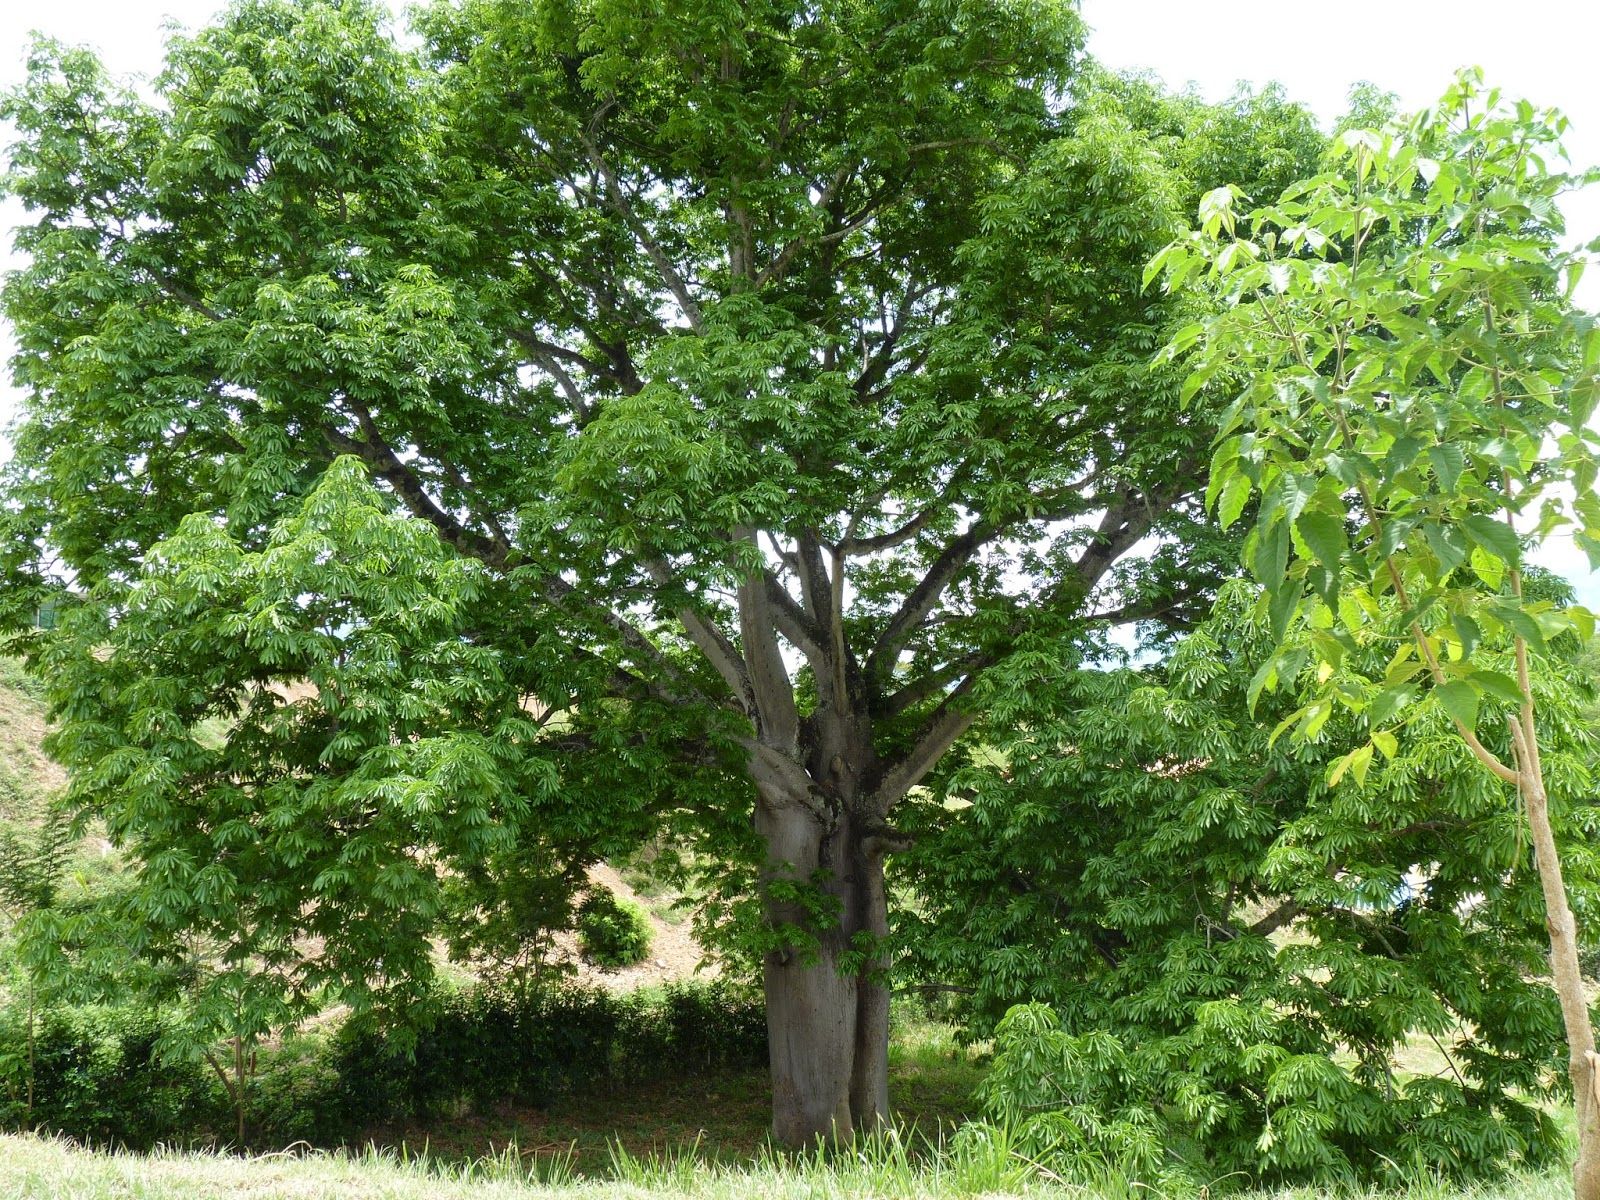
[0,0,1320,1142]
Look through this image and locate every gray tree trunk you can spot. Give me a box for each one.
[756,772,893,1146]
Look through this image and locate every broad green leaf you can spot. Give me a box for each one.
[1449,612,1482,660]
[1251,517,1291,589]
[1348,743,1374,788]
[1422,523,1468,577]
[1470,545,1505,591]
[1296,510,1347,572]
[1218,472,1253,529]
[1467,669,1525,707]
[1427,444,1464,493]
[1435,680,1480,732]
[1461,515,1521,565]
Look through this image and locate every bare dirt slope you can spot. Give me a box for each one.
[0,662,65,819]
[564,863,719,992]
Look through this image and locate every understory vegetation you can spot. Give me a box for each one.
[577,891,656,970]
[0,976,766,1153]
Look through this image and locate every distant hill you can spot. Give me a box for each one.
[0,659,62,826]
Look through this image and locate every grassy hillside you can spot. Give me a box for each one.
[0,658,61,823]
[0,659,126,909]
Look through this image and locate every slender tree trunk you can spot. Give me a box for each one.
[25,982,35,1119]
[1512,716,1600,1200]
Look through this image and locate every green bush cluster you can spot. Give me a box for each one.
[900,594,1590,1187]
[0,981,764,1150]
[0,1004,225,1149]
[576,890,654,970]
[328,980,763,1130]
[971,1002,1560,1191]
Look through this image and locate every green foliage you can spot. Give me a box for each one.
[1152,68,1600,763]
[0,0,1330,1041]
[11,459,598,1031]
[576,890,655,970]
[441,849,584,998]
[0,1002,224,1150]
[332,980,765,1131]
[0,980,764,1150]
[901,589,1591,1184]
[1152,68,1600,1182]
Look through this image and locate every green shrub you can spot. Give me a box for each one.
[325,980,765,1136]
[0,1002,225,1150]
[974,1002,1561,1189]
[576,890,653,969]
[0,979,764,1150]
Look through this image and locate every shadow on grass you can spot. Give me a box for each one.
[352,1018,987,1178]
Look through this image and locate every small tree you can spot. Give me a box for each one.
[901,586,1593,1182]
[0,813,70,1121]
[1156,70,1600,1197]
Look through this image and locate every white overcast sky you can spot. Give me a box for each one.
[0,0,1596,601]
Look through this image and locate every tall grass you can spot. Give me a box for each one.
[0,1130,1574,1200]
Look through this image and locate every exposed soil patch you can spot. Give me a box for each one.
[562,864,720,992]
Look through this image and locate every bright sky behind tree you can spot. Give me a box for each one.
[1,0,1596,600]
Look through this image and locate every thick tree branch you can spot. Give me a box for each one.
[1080,581,1213,628]
[323,425,509,567]
[1069,493,1157,598]
[505,331,597,423]
[765,574,829,666]
[877,648,999,719]
[864,519,996,688]
[735,529,802,753]
[640,559,755,708]
[873,680,980,811]
[1247,900,1302,938]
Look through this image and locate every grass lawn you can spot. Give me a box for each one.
[0,1131,1574,1200]
[0,1018,1574,1199]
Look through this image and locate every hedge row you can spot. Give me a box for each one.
[0,980,766,1150]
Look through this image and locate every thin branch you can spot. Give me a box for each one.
[754,161,856,289]
[580,129,705,333]
[852,281,938,400]
[864,519,997,687]
[839,501,944,557]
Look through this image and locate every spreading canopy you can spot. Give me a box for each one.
[1,0,1323,1140]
